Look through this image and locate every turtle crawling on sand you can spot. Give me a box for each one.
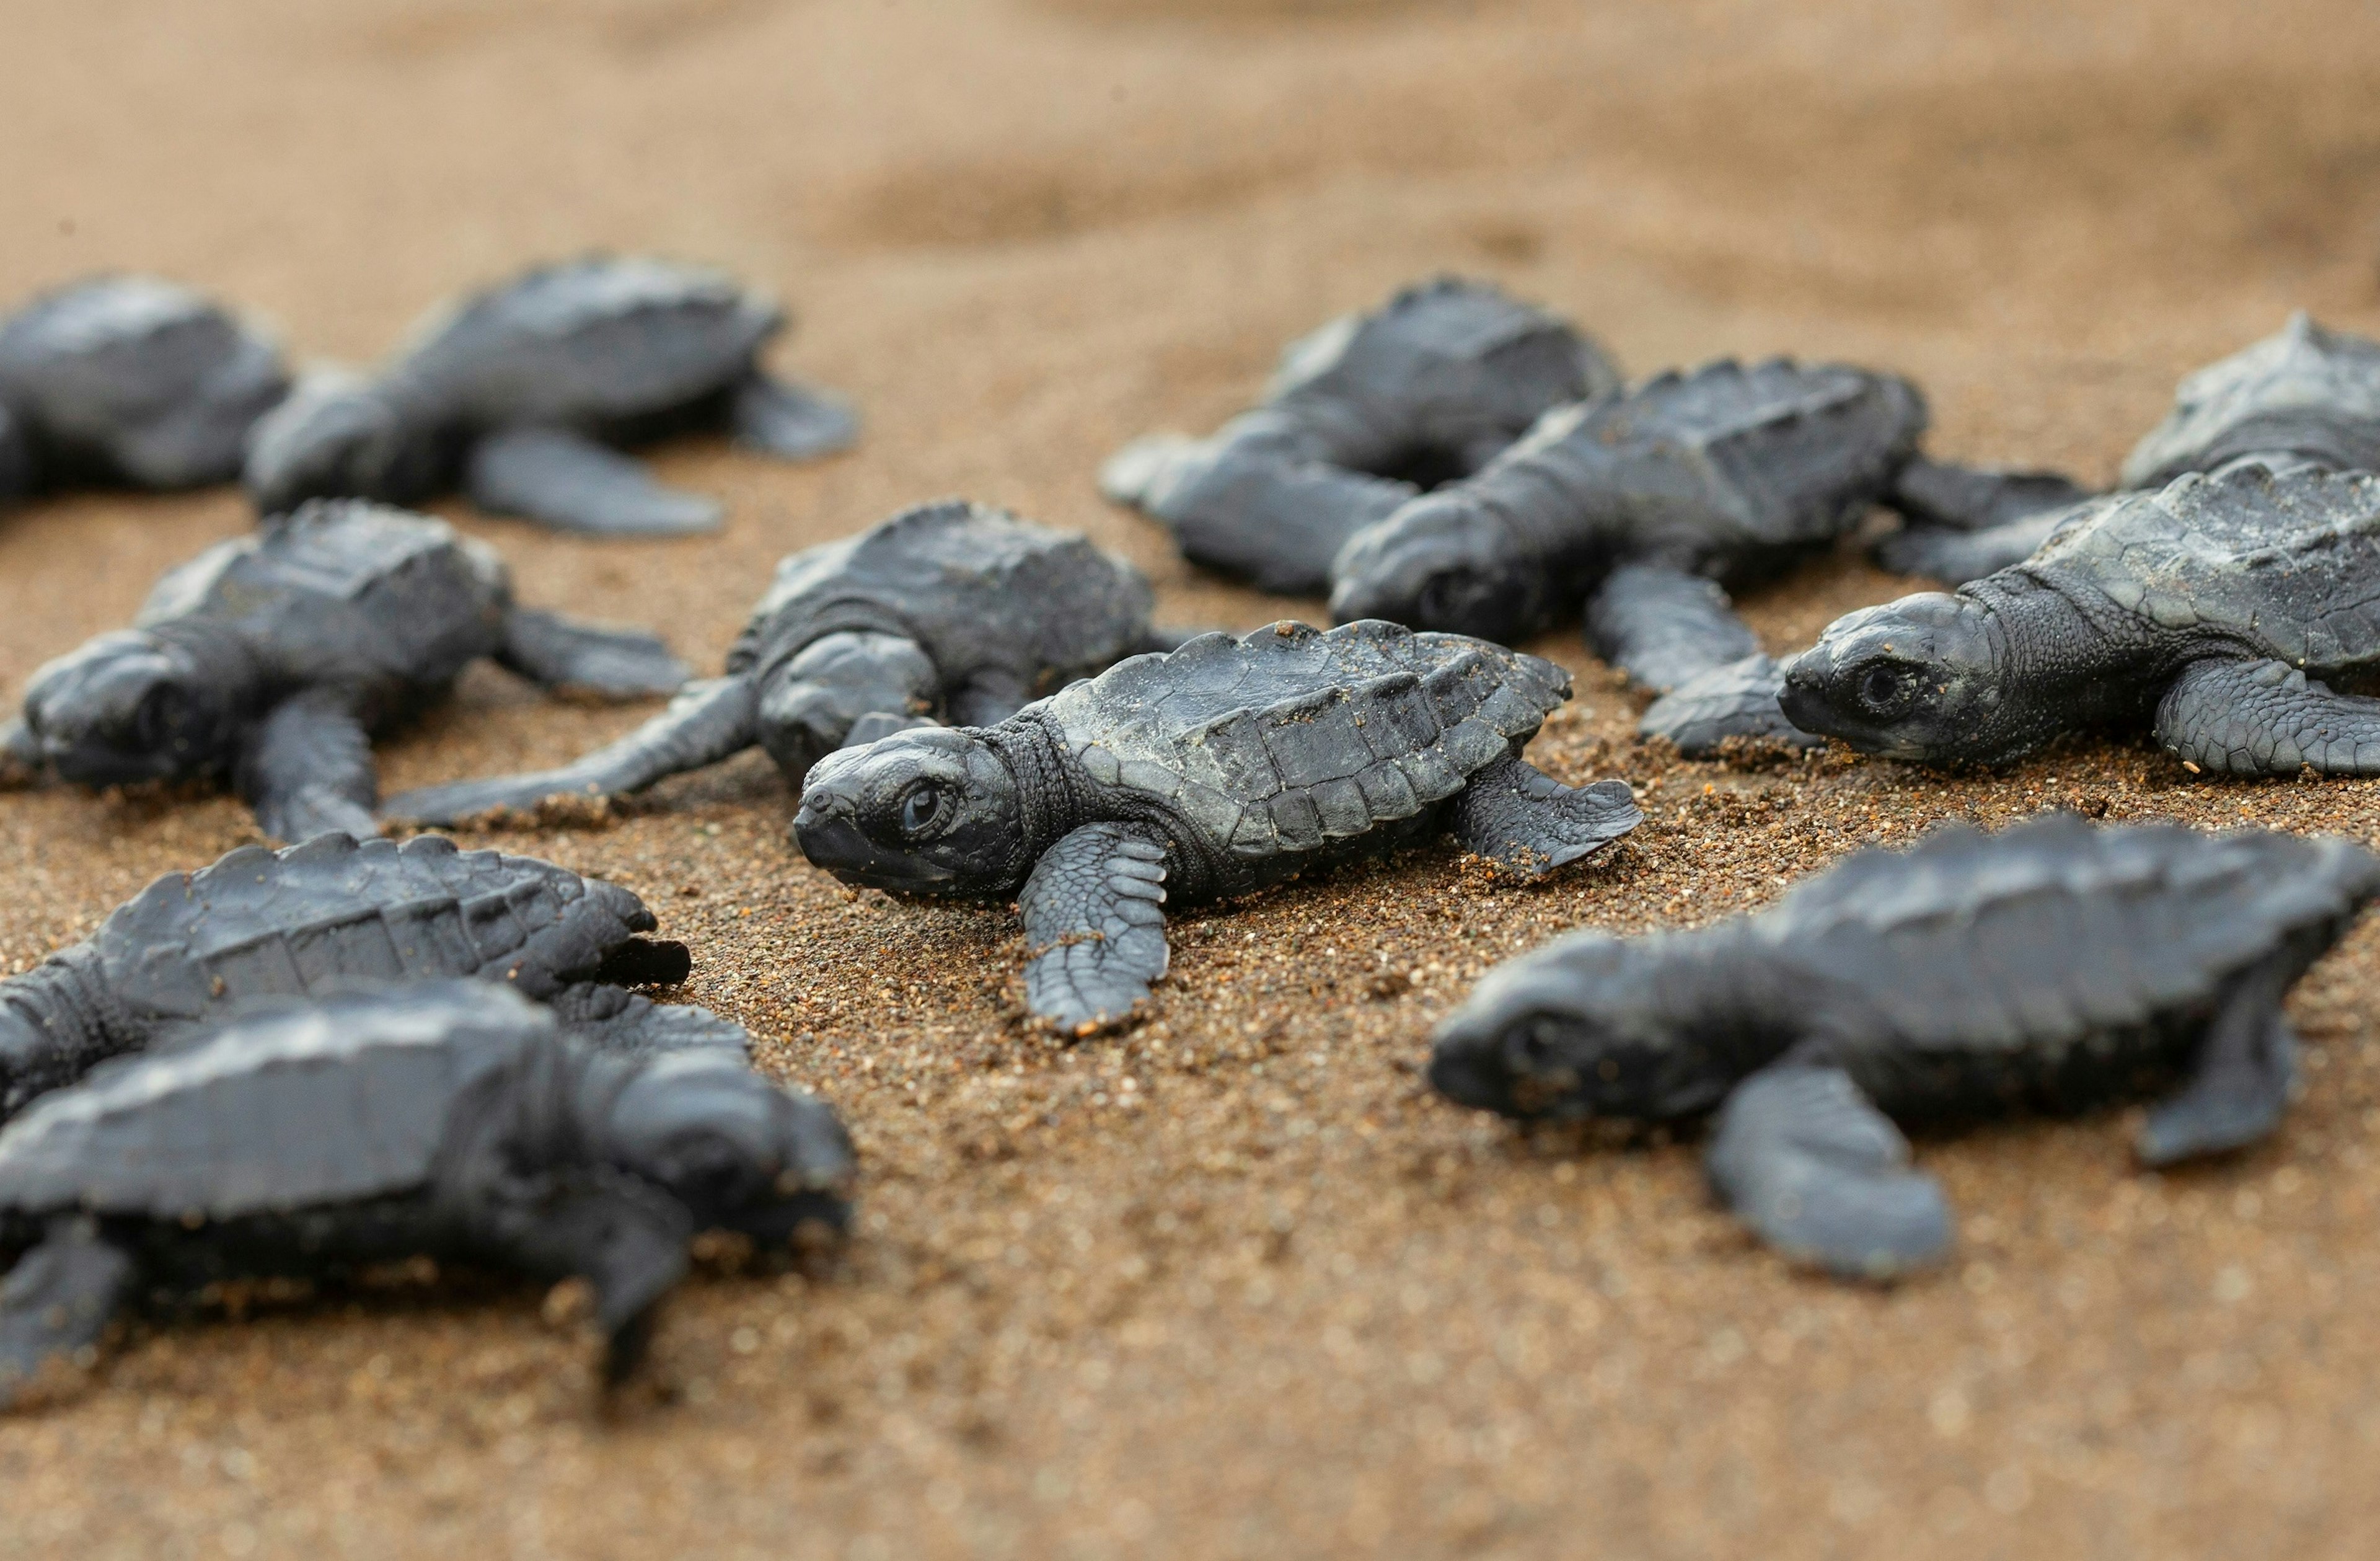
[2,498,687,840]
[389,499,1180,826]
[1103,277,1620,595]
[0,979,852,1406]
[245,255,855,536]
[0,275,289,502]
[1783,459,2380,777]
[1329,357,1926,754]
[0,831,742,1125]
[1430,814,2378,1278]
[794,619,1641,1032]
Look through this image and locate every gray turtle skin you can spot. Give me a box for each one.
[1328,357,1927,756]
[1882,314,2380,585]
[0,275,289,502]
[0,980,853,1405]
[793,619,1642,1032]
[244,256,855,537]
[1782,458,2380,777]
[1430,814,2379,1278]
[1,498,687,839]
[386,499,1179,826]
[1103,278,1621,595]
[0,831,743,1127]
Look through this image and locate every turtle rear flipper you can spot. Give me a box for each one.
[236,691,378,844]
[729,371,858,462]
[1448,754,1639,879]
[498,607,689,699]
[1705,1063,1953,1280]
[2156,658,2380,777]
[0,1218,136,1410]
[2138,949,2300,1165]
[465,427,720,537]
[1020,823,1170,1035]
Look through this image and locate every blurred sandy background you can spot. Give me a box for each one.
[5,1,2380,1557]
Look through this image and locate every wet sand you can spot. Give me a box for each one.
[5,1,2380,1555]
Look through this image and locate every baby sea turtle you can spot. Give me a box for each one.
[387,499,1178,826]
[793,619,1642,1032]
[0,979,853,1405]
[1329,357,1926,754]
[244,256,855,537]
[1882,314,2380,584]
[0,831,736,1125]
[0,275,289,502]
[1430,814,2378,1278]
[1,498,687,840]
[1102,277,1620,595]
[1782,458,2380,776]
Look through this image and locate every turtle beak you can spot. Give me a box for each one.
[790,797,959,891]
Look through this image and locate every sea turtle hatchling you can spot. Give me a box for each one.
[387,499,1183,826]
[0,275,290,503]
[0,831,742,1126]
[1781,458,2380,777]
[1329,357,1926,755]
[1429,814,2380,1278]
[793,619,1642,1032]
[0,979,853,1406]
[244,255,855,537]
[1,498,688,840]
[1101,277,1620,595]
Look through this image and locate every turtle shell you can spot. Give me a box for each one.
[138,499,510,693]
[2121,314,2380,489]
[0,982,550,1223]
[2014,459,2380,676]
[392,255,778,429]
[725,500,1153,694]
[1038,619,1568,861]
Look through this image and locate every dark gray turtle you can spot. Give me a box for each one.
[1881,314,2380,585]
[0,275,289,500]
[0,979,853,1405]
[0,831,739,1125]
[1103,277,1621,595]
[244,255,855,537]
[1328,357,1926,754]
[792,619,1642,1032]
[386,499,1180,826]
[1430,814,2379,1278]
[1781,458,2380,777]
[1,498,687,839]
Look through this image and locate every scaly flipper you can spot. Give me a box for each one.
[1638,655,1825,756]
[1872,510,2071,584]
[1704,1063,1953,1280]
[1886,456,2088,534]
[756,631,940,782]
[238,690,377,842]
[386,676,759,826]
[545,984,754,1058]
[2156,658,2380,776]
[1447,751,1641,878]
[1103,436,1417,596]
[0,1218,137,1410]
[498,609,689,699]
[465,427,721,537]
[1582,562,1759,693]
[474,1170,693,1385]
[2138,950,2299,1165]
[729,371,858,462]
[1018,823,1170,1033]
[0,718,40,789]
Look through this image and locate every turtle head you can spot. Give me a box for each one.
[1428,932,1726,1121]
[791,726,1024,895]
[242,369,439,514]
[1779,593,2012,763]
[20,630,234,786]
[602,1051,854,1245]
[1328,492,1540,642]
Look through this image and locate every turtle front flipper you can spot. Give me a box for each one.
[1448,753,1640,879]
[471,1168,694,1386]
[1885,456,2088,534]
[237,690,378,842]
[1872,510,2071,584]
[1019,823,1171,1035]
[1705,1062,1954,1280]
[1105,435,1419,596]
[729,370,859,462]
[2138,949,2299,1165]
[2156,658,2380,777]
[498,609,689,699]
[0,718,40,789]
[386,676,760,826]
[1638,655,1825,757]
[0,1218,137,1410]
[464,427,721,537]
[1583,562,1760,694]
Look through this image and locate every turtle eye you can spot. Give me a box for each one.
[897,780,950,839]
[1854,661,1919,715]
